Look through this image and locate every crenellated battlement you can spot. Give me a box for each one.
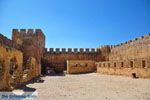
[44,48,101,54]
[12,29,45,37]
[111,33,150,49]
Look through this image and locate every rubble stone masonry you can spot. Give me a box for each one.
[43,48,102,73]
[97,34,150,78]
[67,60,96,74]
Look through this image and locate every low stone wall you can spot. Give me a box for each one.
[96,58,150,78]
[67,60,96,74]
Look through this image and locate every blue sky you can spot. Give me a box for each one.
[0,0,150,48]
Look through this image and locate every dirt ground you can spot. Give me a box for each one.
[13,73,150,100]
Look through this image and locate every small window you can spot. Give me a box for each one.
[121,62,124,67]
[114,62,116,67]
[142,60,146,68]
[108,63,110,67]
[99,64,101,67]
[103,63,105,67]
[130,61,133,68]
[85,63,88,67]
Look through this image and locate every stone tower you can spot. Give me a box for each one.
[12,29,45,75]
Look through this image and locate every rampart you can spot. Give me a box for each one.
[97,34,150,78]
[96,58,150,78]
[109,34,150,60]
[0,29,150,91]
[42,48,102,73]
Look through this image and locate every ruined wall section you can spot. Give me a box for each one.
[12,29,45,75]
[109,34,150,61]
[0,34,21,50]
[43,48,102,72]
[0,44,23,90]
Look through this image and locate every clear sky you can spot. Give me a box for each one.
[0,0,150,48]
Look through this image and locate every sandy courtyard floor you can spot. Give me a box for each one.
[14,73,150,100]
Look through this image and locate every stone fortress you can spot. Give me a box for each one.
[0,29,150,90]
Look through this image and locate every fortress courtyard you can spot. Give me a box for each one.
[13,73,150,100]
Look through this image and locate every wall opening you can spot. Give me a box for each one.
[121,62,124,67]
[103,63,105,67]
[9,57,17,75]
[130,61,133,68]
[108,63,110,67]
[114,62,116,67]
[99,63,101,67]
[142,60,146,68]
[132,73,137,78]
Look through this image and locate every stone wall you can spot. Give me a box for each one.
[43,48,101,73]
[96,58,150,78]
[67,60,96,74]
[0,34,20,50]
[109,34,150,60]
[97,34,150,78]
[0,30,43,91]
[0,44,23,90]
[12,29,45,75]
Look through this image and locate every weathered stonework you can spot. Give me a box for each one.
[12,29,45,76]
[0,44,23,90]
[96,34,150,78]
[0,29,149,90]
[43,48,101,73]
[0,29,45,90]
[67,60,96,74]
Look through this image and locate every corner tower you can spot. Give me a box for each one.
[12,29,45,76]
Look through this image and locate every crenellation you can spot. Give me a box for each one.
[20,29,26,33]
[74,48,78,53]
[12,29,19,34]
[27,29,34,34]
[56,48,60,53]
[44,48,101,54]
[49,48,54,53]
[62,48,66,53]
[80,48,84,53]
[68,48,72,53]
[109,34,150,50]
[85,48,89,53]
[91,48,95,53]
